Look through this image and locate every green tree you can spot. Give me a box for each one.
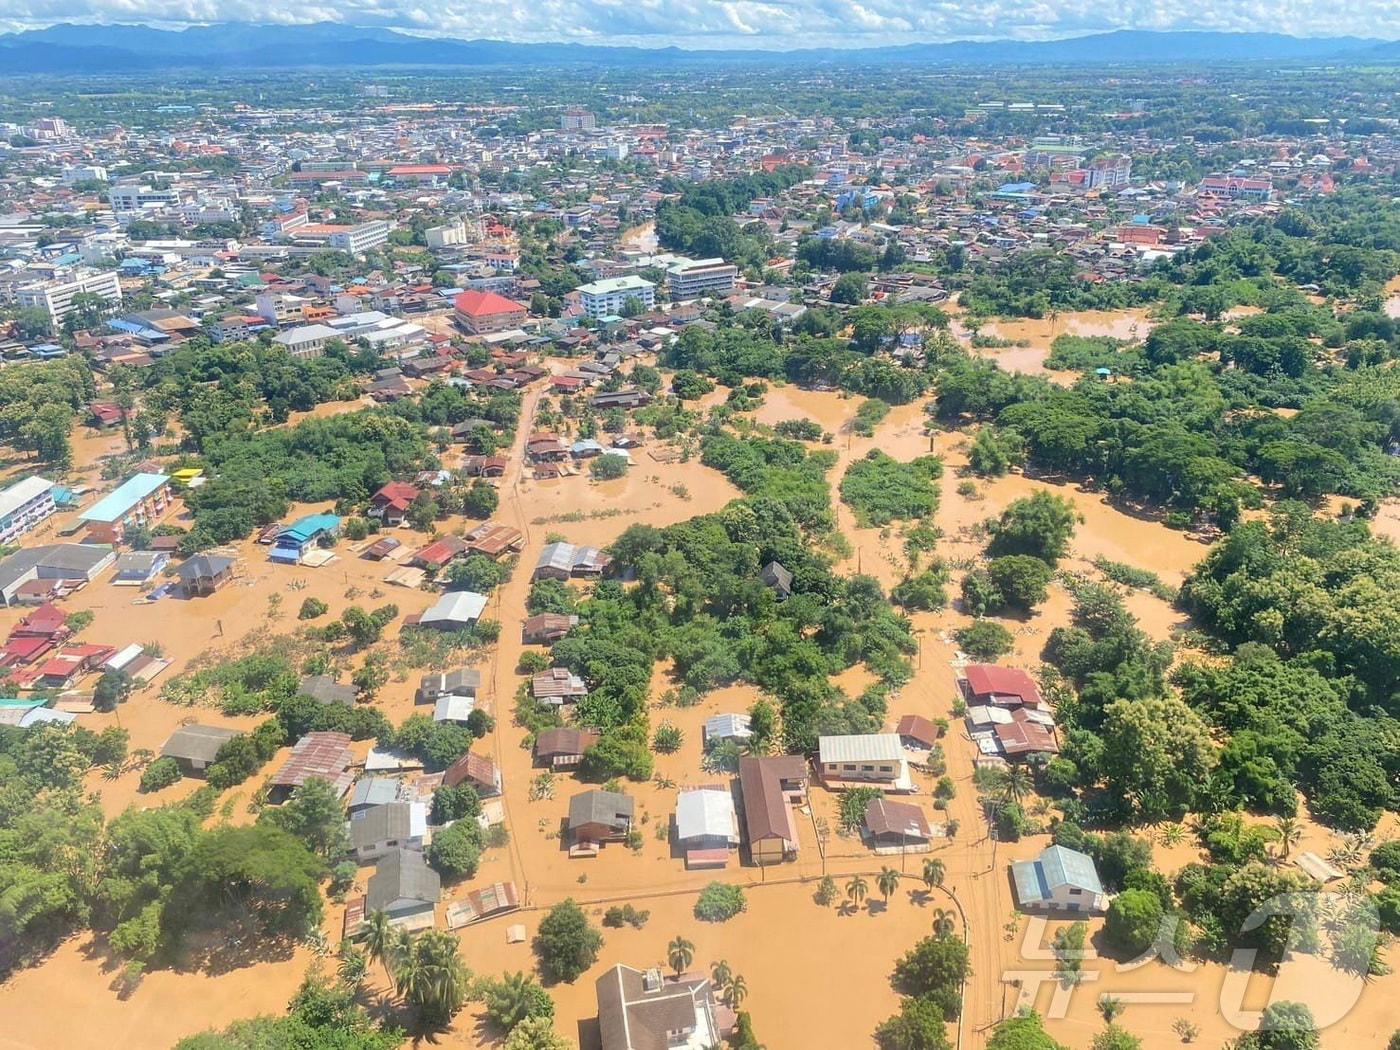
[533,900,602,983]
[393,930,471,1024]
[258,777,349,858]
[503,1015,570,1050]
[954,620,1014,661]
[1099,696,1216,821]
[1104,890,1164,957]
[93,669,135,712]
[425,820,483,880]
[846,875,869,908]
[878,866,901,907]
[875,995,952,1050]
[922,858,946,893]
[1090,1026,1141,1050]
[986,492,1078,565]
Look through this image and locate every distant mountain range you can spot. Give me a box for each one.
[0,23,1396,73]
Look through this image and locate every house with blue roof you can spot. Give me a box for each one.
[271,513,342,564]
[1011,844,1106,913]
[78,472,171,545]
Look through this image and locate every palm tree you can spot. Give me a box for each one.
[483,971,543,1031]
[1097,994,1124,1024]
[362,909,395,981]
[725,972,748,1008]
[1274,815,1302,862]
[667,935,694,978]
[932,908,957,937]
[395,930,470,1025]
[711,959,732,989]
[337,945,368,989]
[877,867,900,907]
[846,875,868,909]
[1001,765,1034,805]
[921,858,945,892]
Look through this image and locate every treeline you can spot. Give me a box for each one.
[183,409,435,547]
[662,303,950,404]
[655,165,810,269]
[0,722,325,975]
[142,338,377,435]
[940,321,1400,521]
[1026,507,1399,835]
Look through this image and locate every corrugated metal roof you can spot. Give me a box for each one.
[818,733,902,764]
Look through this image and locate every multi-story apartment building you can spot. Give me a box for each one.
[1085,154,1133,189]
[328,220,391,255]
[61,164,108,185]
[577,275,655,319]
[109,184,181,213]
[17,269,123,326]
[561,108,596,131]
[0,477,57,545]
[667,257,738,300]
[424,218,473,249]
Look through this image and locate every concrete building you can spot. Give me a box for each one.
[667,257,738,300]
[454,289,527,335]
[424,218,472,248]
[328,220,391,255]
[817,733,913,791]
[77,472,172,545]
[577,275,655,320]
[109,184,180,213]
[1011,844,1106,913]
[61,164,108,185]
[272,323,339,359]
[17,269,122,326]
[0,476,56,545]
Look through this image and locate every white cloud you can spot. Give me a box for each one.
[0,0,1397,47]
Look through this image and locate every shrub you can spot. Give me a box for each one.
[954,620,1014,660]
[694,882,746,922]
[653,722,683,753]
[139,756,183,792]
[589,454,630,481]
[298,597,329,619]
[602,904,650,929]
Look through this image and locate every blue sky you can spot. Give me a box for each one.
[2,0,1397,48]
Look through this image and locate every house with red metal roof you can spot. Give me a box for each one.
[960,664,1042,707]
[369,481,420,527]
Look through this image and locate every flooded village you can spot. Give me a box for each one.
[0,51,1396,1050]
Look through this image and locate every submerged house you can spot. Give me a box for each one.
[270,513,341,564]
[1011,845,1106,914]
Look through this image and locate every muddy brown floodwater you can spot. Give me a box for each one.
[951,307,1157,382]
[1,350,1397,1050]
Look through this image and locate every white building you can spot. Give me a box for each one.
[17,269,123,326]
[667,257,738,300]
[109,184,180,214]
[0,476,56,545]
[328,220,391,256]
[577,275,655,320]
[255,291,309,325]
[272,323,339,359]
[424,218,473,249]
[61,164,108,186]
[817,733,912,791]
